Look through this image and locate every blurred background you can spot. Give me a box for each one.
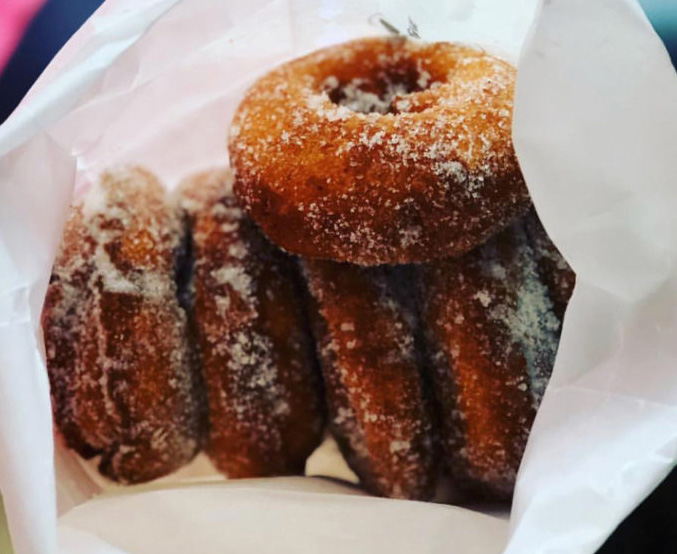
[0,0,676,553]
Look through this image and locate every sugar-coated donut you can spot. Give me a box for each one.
[524,209,575,321]
[419,219,561,498]
[176,169,324,478]
[302,259,436,499]
[42,167,203,484]
[229,36,529,265]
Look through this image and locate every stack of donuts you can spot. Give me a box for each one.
[42,37,574,501]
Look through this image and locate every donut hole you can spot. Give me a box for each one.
[322,64,432,115]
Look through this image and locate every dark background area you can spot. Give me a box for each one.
[0,1,677,553]
[0,0,104,123]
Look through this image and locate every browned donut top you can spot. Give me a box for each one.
[229,36,529,264]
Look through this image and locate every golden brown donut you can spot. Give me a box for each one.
[418,219,561,499]
[229,36,529,265]
[302,259,436,500]
[42,167,203,484]
[176,168,324,478]
[524,209,575,321]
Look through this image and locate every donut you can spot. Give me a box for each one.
[524,209,575,321]
[418,219,561,498]
[176,169,324,478]
[42,167,203,484]
[302,259,436,500]
[229,36,529,265]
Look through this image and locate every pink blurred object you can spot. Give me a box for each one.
[0,0,47,71]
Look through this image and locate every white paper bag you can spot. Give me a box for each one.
[1,0,676,553]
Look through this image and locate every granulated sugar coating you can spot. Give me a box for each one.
[42,167,203,484]
[302,259,436,500]
[524,209,576,321]
[176,169,324,478]
[229,36,530,265]
[418,219,561,499]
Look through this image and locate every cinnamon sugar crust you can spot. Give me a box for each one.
[176,168,324,478]
[419,220,561,498]
[42,167,203,484]
[303,259,436,499]
[230,36,530,265]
